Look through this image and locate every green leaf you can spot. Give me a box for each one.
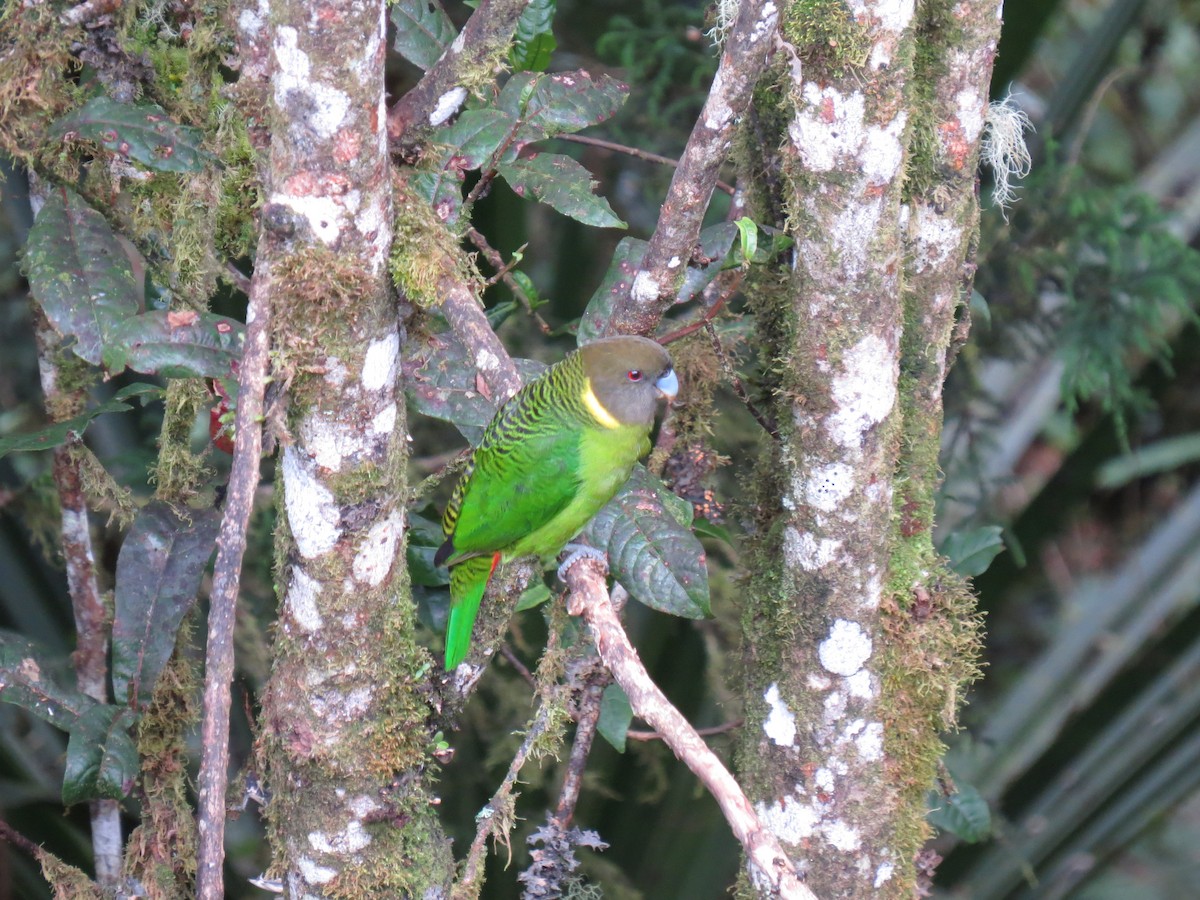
[515,580,552,612]
[1096,433,1200,489]
[942,525,1005,577]
[25,186,142,366]
[0,383,163,459]
[577,238,648,343]
[928,781,991,843]
[734,217,758,265]
[390,0,457,70]
[498,71,628,147]
[0,632,92,729]
[62,704,138,805]
[104,310,244,378]
[414,109,516,223]
[403,329,545,440]
[679,221,792,303]
[498,153,625,229]
[597,682,633,753]
[112,502,220,707]
[585,467,710,619]
[510,0,557,72]
[54,96,215,173]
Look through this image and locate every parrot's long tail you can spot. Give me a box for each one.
[445,552,500,669]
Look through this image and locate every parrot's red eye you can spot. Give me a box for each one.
[627,370,643,382]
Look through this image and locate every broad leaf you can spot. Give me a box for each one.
[597,682,632,752]
[498,71,628,148]
[54,96,214,173]
[404,329,545,440]
[498,153,625,229]
[0,384,162,459]
[408,512,450,587]
[577,238,648,342]
[678,221,794,304]
[414,109,516,223]
[928,781,992,843]
[25,186,142,366]
[112,502,219,707]
[942,525,1005,577]
[0,633,92,729]
[510,0,557,72]
[104,310,244,378]
[62,704,138,805]
[391,0,457,70]
[585,467,709,619]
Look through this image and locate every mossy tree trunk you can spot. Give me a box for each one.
[240,0,454,893]
[736,0,1002,895]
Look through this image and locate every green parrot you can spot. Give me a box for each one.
[435,335,678,668]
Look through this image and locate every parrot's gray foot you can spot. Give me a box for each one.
[557,543,607,580]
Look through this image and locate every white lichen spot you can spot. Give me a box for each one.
[450,30,466,53]
[309,820,372,854]
[362,333,399,391]
[348,795,381,817]
[282,446,341,558]
[273,27,351,139]
[789,86,863,173]
[954,83,985,143]
[704,69,732,131]
[475,347,499,371]
[296,856,336,884]
[807,672,832,691]
[352,509,403,587]
[756,794,818,845]
[860,570,884,610]
[910,206,964,273]
[847,0,915,32]
[269,193,346,245]
[824,819,861,851]
[430,87,468,127]
[797,461,855,512]
[846,668,874,699]
[286,567,323,632]
[324,357,348,386]
[371,402,397,436]
[814,767,835,793]
[827,335,897,449]
[630,270,658,304]
[751,2,779,43]
[784,526,841,571]
[856,721,884,761]
[824,689,848,721]
[862,113,908,185]
[830,197,884,280]
[818,619,872,676]
[667,255,682,269]
[762,683,797,746]
[875,861,895,887]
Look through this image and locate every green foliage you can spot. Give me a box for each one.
[391,0,457,71]
[52,96,215,174]
[511,0,557,72]
[976,155,1200,442]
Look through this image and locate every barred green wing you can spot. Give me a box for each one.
[441,354,589,562]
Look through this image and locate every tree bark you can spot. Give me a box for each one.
[248,0,454,893]
[736,0,1001,895]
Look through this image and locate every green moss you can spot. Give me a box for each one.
[391,184,474,308]
[153,378,213,504]
[781,0,872,81]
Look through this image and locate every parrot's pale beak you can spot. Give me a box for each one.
[655,368,679,400]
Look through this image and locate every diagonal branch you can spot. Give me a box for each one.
[608,0,780,336]
[563,559,816,900]
[388,0,533,141]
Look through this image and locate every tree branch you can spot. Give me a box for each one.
[387,0,532,141]
[563,560,816,900]
[195,242,273,900]
[607,0,779,336]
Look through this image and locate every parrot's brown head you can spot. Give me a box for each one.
[578,336,677,429]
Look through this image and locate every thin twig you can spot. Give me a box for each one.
[704,321,779,440]
[626,719,743,742]
[223,260,253,296]
[500,645,537,687]
[554,661,608,826]
[466,227,551,334]
[32,300,122,889]
[0,819,43,859]
[608,0,780,336]
[563,559,815,900]
[556,134,735,196]
[657,272,742,345]
[440,277,524,402]
[195,246,273,900]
